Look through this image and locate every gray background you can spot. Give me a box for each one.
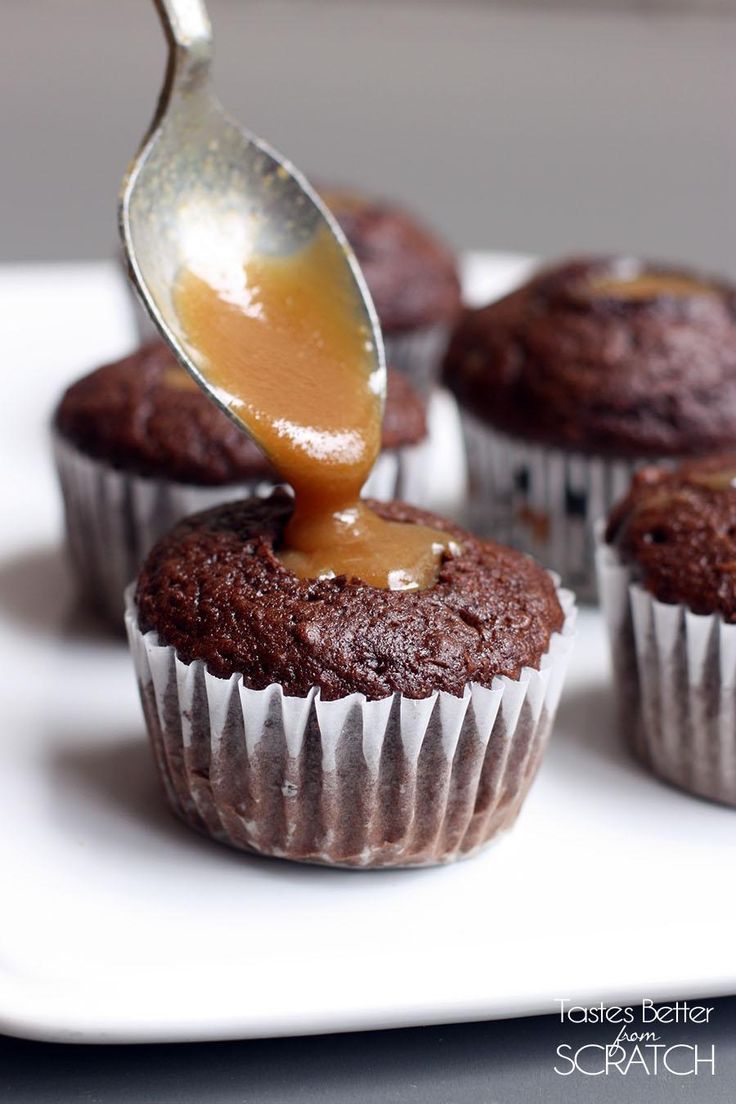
[3,0,736,274]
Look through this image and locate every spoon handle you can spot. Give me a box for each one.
[153,0,213,82]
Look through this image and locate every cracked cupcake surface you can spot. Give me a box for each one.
[135,492,563,699]
[606,455,736,620]
[444,256,736,458]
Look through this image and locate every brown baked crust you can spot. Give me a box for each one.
[135,493,564,699]
[322,188,462,332]
[443,256,736,458]
[54,342,426,484]
[606,455,736,619]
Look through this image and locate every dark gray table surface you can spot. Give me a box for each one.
[2,996,734,1103]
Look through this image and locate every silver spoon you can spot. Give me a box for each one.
[119,0,385,429]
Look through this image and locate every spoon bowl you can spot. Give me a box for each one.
[119,0,385,433]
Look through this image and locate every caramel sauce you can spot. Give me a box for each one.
[281,502,459,590]
[174,227,454,589]
[586,272,716,301]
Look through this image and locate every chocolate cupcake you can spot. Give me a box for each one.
[53,341,429,624]
[126,492,576,868]
[444,256,736,597]
[321,188,462,394]
[597,456,736,806]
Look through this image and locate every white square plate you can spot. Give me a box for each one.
[1,255,735,1044]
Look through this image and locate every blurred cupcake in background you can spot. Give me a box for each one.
[321,187,463,395]
[127,492,576,868]
[443,256,736,598]
[52,341,430,625]
[598,455,736,807]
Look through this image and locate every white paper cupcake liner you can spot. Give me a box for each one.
[53,431,428,626]
[459,413,640,601]
[124,584,576,868]
[596,533,736,807]
[383,323,451,398]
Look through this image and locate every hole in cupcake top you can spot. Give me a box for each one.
[279,502,462,591]
[173,227,456,590]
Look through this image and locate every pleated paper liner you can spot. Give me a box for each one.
[125,584,576,868]
[459,412,640,601]
[597,533,736,807]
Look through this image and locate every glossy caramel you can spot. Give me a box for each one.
[174,227,453,589]
[280,500,459,590]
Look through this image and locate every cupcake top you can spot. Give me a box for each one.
[54,341,426,486]
[443,256,736,458]
[606,455,736,620]
[135,492,564,699]
[321,187,462,333]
